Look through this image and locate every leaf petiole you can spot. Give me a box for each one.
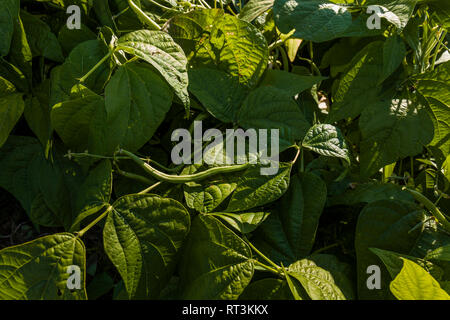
[403,187,450,233]
[77,205,114,237]
[78,51,112,83]
[253,260,282,276]
[245,237,282,272]
[128,0,161,30]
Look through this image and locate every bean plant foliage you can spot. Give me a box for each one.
[0,0,449,301]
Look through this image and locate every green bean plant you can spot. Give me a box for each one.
[0,0,449,300]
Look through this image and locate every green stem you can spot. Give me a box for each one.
[253,260,282,276]
[115,166,154,185]
[77,205,113,237]
[298,57,321,76]
[147,0,177,12]
[199,0,211,9]
[403,188,450,233]
[246,239,281,272]
[268,39,285,51]
[138,181,162,194]
[119,149,250,183]
[312,243,340,255]
[279,47,290,71]
[128,0,161,30]
[291,145,301,165]
[431,30,447,70]
[78,51,112,83]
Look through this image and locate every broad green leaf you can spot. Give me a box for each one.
[239,0,274,22]
[253,172,327,265]
[390,258,450,300]
[30,147,112,229]
[308,254,356,300]
[355,200,425,299]
[226,163,292,212]
[414,61,450,156]
[0,135,112,229]
[116,30,189,110]
[208,14,269,88]
[284,268,304,300]
[50,40,110,107]
[239,278,294,300]
[0,136,42,213]
[329,41,384,122]
[183,164,240,213]
[188,68,248,123]
[103,194,190,299]
[92,0,115,30]
[57,24,97,55]
[23,80,52,149]
[167,9,269,88]
[211,212,270,234]
[9,14,32,82]
[302,124,350,164]
[70,159,112,222]
[288,259,346,300]
[0,0,20,56]
[179,214,254,299]
[0,57,29,92]
[328,182,414,206]
[370,247,444,281]
[320,37,375,77]
[166,8,223,63]
[380,35,406,84]
[258,69,326,97]
[237,87,310,149]
[365,0,418,30]
[359,97,434,178]
[30,192,64,227]
[274,0,352,43]
[20,10,64,62]
[0,77,24,148]
[0,233,87,300]
[332,12,387,38]
[51,86,118,156]
[105,62,173,151]
[285,38,303,62]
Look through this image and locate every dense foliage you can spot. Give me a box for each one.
[0,0,449,300]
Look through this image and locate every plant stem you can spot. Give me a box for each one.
[119,149,250,183]
[403,187,450,233]
[246,239,281,272]
[291,146,301,165]
[115,166,154,185]
[128,0,162,30]
[268,39,285,51]
[431,30,447,70]
[253,260,282,276]
[312,242,340,255]
[78,51,112,83]
[77,205,113,237]
[138,181,162,194]
[147,0,177,12]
